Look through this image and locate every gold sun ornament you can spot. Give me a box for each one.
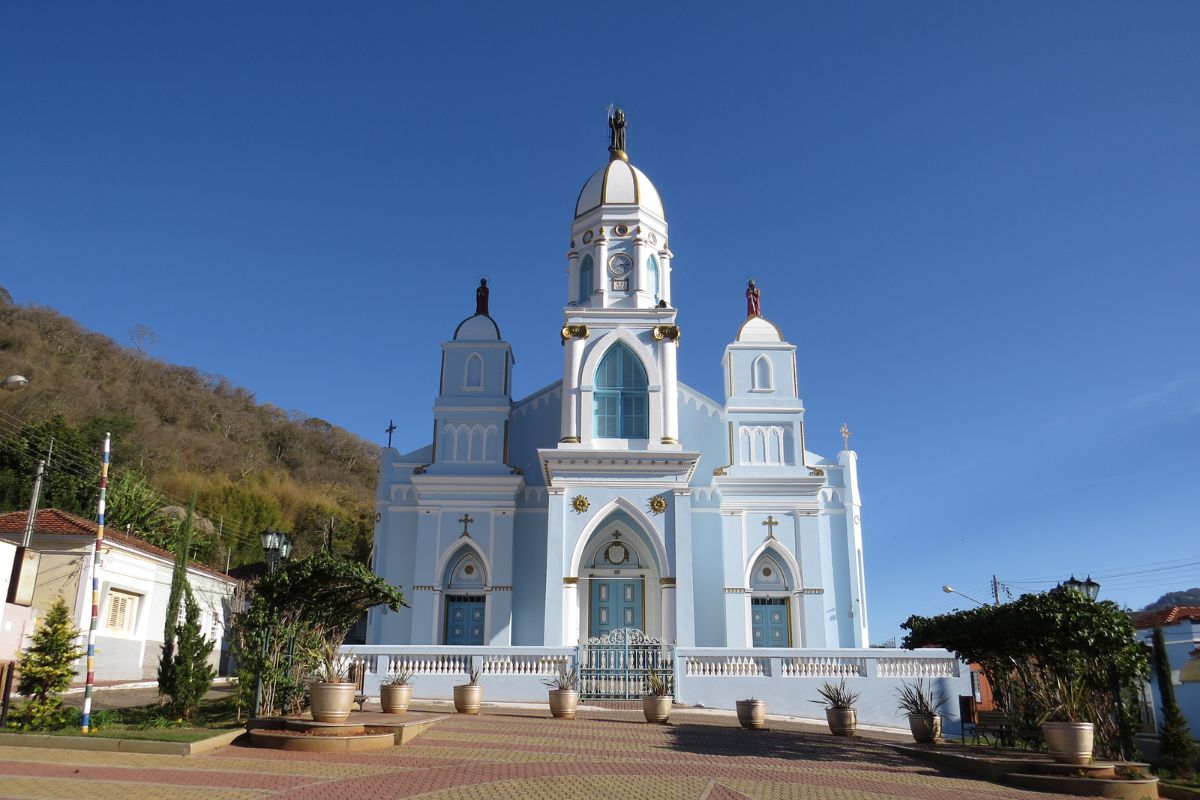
[648,495,667,514]
[571,495,590,514]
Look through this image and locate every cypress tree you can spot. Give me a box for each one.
[1152,625,1197,780]
[166,591,215,721]
[157,494,194,700]
[12,596,81,729]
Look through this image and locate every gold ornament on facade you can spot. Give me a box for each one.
[807,466,825,477]
[648,495,668,515]
[651,325,681,342]
[712,466,728,476]
[560,324,590,344]
[571,494,590,513]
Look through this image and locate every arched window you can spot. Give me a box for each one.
[647,254,660,302]
[578,255,594,304]
[751,354,774,391]
[464,353,483,389]
[593,343,649,438]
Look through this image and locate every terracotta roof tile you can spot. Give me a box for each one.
[0,508,234,583]
[1129,606,1200,629]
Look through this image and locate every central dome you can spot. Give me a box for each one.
[574,156,665,220]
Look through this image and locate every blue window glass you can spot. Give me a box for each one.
[593,343,648,438]
[578,255,593,304]
[647,254,659,301]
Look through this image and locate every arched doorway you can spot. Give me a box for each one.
[747,546,800,647]
[441,546,487,645]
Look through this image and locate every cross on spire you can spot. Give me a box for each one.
[385,419,397,448]
[840,423,851,451]
[762,515,779,539]
[458,514,474,538]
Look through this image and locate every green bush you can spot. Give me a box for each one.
[9,597,82,731]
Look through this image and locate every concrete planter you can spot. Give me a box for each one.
[736,700,766,730]
[1042,721,1094,765]
[380,683,413,714]
[453,684,483,714]
[825,707,857,736]
[907,713,941,743]
[309,682,357,723]
[548,689,578,719]
[642,695,672,724]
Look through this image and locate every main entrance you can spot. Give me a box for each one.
[579,627,673,700]
[589,578,643,637]
[751,597,790,646]
[445,595,485,645]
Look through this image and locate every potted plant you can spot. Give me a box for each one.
[307,640,357,723]
[811,679,861,736]
[453,667,483,714]
[736,697,767,730]
[543,663,579,719]
[642,673,673,724]
[1038,674,1094,765]
[380,666,415,714]
[896,679,946,744]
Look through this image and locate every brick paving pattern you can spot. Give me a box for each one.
[0,707,1092,799]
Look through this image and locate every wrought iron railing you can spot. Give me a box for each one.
[579,628,674,700]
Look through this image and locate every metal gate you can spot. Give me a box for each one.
[579,627,674,700]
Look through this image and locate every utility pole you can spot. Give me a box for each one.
[991,575,1001,605]
[20,439,54,548]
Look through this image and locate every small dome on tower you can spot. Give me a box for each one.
[575,158,665,220]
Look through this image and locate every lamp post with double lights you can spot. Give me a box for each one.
[1061,575,1100,601]
[253,530,292,718]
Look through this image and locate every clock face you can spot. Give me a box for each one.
[608,253,632,276]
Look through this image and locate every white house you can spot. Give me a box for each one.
[0,508,235,682]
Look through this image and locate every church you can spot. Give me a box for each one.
[368,113,870,653]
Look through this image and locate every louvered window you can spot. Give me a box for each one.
[105,590,139,632]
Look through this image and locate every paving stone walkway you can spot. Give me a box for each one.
[0,707,1091,799]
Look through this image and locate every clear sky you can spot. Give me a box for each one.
[3,2,1198,640]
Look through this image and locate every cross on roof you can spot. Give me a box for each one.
[762,515,779,539]
[840,423,851,451]
[458,514,474,537]
[385,419,397,448]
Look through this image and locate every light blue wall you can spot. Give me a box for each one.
[512,509,547,645]
[691,512,726,646]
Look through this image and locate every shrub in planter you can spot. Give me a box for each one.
[453,668,483,714]
[307,641,357,723]
[811,679,861,736]
[897,679,946,744]
[1038,674,1095,765]
[380,667,415,714]
[543,663,579,719]
[642,673,673,724]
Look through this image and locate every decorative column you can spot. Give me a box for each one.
[633,230,649,306]
[658,248,673,305]
[543,489,567,645]
[488,509,515,645]
[839,447,868,647]
[563,578,580,645]
[594,228,608,305]
[672,488,695,646]
[720,511,750,647]
[565,248,579,306]
[559,326,587,443]
[660,334,679,444]
[410,510,441,644]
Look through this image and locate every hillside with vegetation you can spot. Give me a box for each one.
[0,286,378,568]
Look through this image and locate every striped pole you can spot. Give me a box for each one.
[81,433,110,734]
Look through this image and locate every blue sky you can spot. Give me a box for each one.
[3,2,1198,639]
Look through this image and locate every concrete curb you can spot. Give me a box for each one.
[0,728,244,756]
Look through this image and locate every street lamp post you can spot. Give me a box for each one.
[253,529,292,718]
[1061,575,1100,601]
[942,584,988,607]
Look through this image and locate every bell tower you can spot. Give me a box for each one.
[558,109,680,449]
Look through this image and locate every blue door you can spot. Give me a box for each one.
[445,596,485,645]
[590,579,642,637]
[751,597,790,647]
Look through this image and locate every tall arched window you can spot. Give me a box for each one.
[593,343,648,438]
[647,254,660,302]
[464,353,483,389]
[578,255,594,304]
[751,354,774,391]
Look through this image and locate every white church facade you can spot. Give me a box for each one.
[368,117,871,654]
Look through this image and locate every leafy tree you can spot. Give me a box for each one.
[162,592,215,722]
[1151,626,1197,779]
[231,552,406,717]
[10,596,81,730]
[902,587,1149,760]
[105,468,179,549]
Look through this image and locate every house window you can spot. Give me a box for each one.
[593,343,648,438]
[105,590,139,633]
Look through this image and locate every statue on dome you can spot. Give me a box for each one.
[475,279,489,316]
[608,106,627,154]
[746,279,761,317]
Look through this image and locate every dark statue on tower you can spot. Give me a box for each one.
[475,278,489,316]
[608,106,627,156]
[746,279,761,317]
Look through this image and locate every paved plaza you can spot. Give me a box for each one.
[0,706,1087,800]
